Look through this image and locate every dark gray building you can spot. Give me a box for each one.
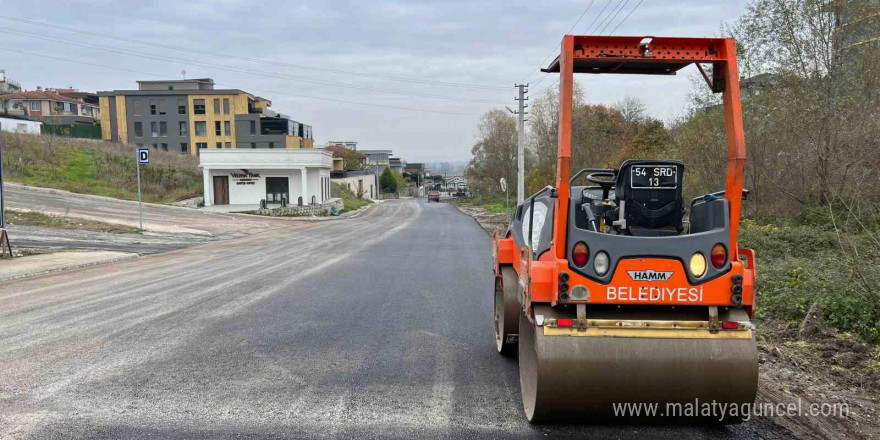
[99,79,314,155]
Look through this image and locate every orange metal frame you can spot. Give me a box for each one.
[548,35,746,256]
[494,35,753,315]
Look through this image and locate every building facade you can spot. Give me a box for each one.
[199,149,332,207]
[0,115,41,134]
[98,79,313,155]
[331,170,378,200]
[0,89,101,124]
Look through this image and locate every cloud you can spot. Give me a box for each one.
[0,0,749,161]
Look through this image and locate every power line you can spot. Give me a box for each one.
[516,0,597,84]
[597,0,631,35]
[0,48,480,117]
[0,15,509,92]
[582,0,615,34]
[0,28,505,105]
[608,0,646,35]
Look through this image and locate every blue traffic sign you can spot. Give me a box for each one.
[137,148,150,165]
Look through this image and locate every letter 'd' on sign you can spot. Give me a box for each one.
[137,148,150,165]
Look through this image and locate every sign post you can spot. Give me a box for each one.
[136,148,150,231]
[500,177,509,219]
[0,137,12,258]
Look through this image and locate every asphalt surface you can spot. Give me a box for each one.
[4,183,296,237]
[0,199,795,439]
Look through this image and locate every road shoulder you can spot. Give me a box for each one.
[0,250,138,283]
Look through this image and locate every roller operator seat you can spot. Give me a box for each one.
[613,160,685,237]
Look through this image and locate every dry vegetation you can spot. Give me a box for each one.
[0,132,202,203]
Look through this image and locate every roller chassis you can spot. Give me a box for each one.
[491,35,759,423]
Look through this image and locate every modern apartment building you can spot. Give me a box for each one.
[98,78,313,155]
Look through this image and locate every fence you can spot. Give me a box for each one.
[41,124,102,140]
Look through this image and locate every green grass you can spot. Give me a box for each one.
[450,193,515,215]
[6,209,141,234]
[739,220,880,343]
[1,133,202,204]
[331,182,372,212]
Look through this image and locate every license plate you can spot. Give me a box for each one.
[630,165,677,189]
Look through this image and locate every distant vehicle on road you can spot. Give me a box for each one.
[427,190,441,203]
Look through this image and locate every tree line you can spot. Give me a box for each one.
[465,0,879,224]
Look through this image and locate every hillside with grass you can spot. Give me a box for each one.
[0,133,202,204]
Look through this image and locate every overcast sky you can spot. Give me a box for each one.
[1,0,748,161]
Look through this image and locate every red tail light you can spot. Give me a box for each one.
[710,244,727,268]
[572,242,589,267]
[721,321,739,330]
[557,318,573,327]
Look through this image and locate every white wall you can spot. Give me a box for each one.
[0,116,41,134]
[205,168,335,206]
[332,174,378,200]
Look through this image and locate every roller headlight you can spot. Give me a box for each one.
[594,251,609,276]
[689,253,707,278]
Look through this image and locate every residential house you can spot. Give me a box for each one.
[0,114,41,134]
[0,69,21,93]
[322,144,365,171]
[326,141,358,150]
[0,88,101,124]
[389,157,406,174]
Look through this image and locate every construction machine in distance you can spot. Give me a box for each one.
[492,35,758,422]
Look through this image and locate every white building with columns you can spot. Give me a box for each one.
[199,149,333,207]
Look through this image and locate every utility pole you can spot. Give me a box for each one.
[513,84,528,204]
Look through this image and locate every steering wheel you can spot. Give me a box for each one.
[586,171,616,200]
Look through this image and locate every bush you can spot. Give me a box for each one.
[379,167,397,193]
[331,182,371,212]
[740,221,880,343]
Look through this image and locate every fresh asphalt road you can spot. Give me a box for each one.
[0,199,794,439]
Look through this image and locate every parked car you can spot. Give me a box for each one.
[427,190,441,203]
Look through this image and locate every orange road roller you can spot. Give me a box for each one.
[492,35,758,422]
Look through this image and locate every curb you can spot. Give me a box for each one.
[0,253,139,283]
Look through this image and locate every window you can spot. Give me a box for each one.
[214,121,221,135]
[213,99,220,114]
[150,99,157,115]
[216,142,222,149]
[193,99,205,114]
[158,100,167,115]
[268,142,274,149]
[178,121,187,136]
[29,101,40,111]
[152,143,158,150]
[249,120,256,135]
[161,143,168,151]
[224,121,231,136]
[177,99,186,115]
[53,101,64,113]
[168,85,174,90]
[251,142,256,148]
[151,121,158,137]
[180,143,188,154]
[196,142,207,149]
[225,142,231,149]
[159,121,167,137]
[132,100,142,116]
[134,122,143,137]
[194,121,206,136]
[222,98,230,114]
